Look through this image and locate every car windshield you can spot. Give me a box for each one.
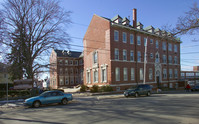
[39,91,50,96]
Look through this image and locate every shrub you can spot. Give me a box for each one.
[80,85,87,92]
[100,85,113,92]
[90,85,99,93]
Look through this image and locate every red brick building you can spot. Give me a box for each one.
[50,49,83,89]
[193,66,199,71]
[83,9,181,91]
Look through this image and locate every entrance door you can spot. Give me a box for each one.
[156,70,160,88]
[156,76,160,88]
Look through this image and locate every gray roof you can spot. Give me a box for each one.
[111,15,122,21]
[54,49,82,58]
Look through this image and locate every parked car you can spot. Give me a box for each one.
[124,84,152,97]
[191,85,199,91]
[24,90,73,108]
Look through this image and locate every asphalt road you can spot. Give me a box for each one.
[0,93,199,124]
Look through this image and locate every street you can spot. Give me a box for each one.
[0,93,199,124]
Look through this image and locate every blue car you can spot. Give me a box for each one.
[24,90,73,108]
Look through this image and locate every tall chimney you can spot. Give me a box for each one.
[133,8,137,28]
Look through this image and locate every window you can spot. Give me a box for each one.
[123,32,127,43]
[150,53,153,59]
[137,51,141,62]
[163,69,167,79]
[86,70,91,84]
[70,60,73,65]
[137,36,141,45]
[70,77,74,84]
[123,68,128,81]
[162,42,166,50]
[130,50,134,61]
[169,69,173,79]
[175,69,178,78]
[131,68,135,80]
[65,68,68,75]
[149,68,153,80]
[115,67,120,81]
[93,51,98,64]
[156,40,159,48]
[75,77,79,84]
[115,48,119,60]
[76,68,78,74]
[74,60,78,65]
[155,53,159,63]
[101,67,107,83]
[168,43,172,51]
[174,44,177,52]
[4,74,7,78]
[59,60,63,64]
[144,37,147,46]
[174,56,177,64]
[150,39,153,44]
[65,60,68,65]
[70,68,73,74]
[93,70,98,83]
[140,68,143,80]
[130,34,134,44]
[163,55,167,63]
[59,77,64,85]
[65,77,69,85]
[60,68,63,74]
[123,49,127,61]
[114,30,119,41]
[169,55,172,64]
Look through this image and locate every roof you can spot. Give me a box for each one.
[54,49,82,58]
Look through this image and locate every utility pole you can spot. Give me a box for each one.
[143,37,148,84]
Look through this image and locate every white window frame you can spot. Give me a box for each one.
[131,68,135,80]
[149,68,153,80]
[122,32,127,43]
[163,55,167,63]
[163,69,167,79]
[169,69,173,79]
[156,40,159,49]
[137,36,141,45]
[174,69,178,78]
[114,30,119,41]
[86,69,91,84]
[150,39,153,44]
[137,51,141,62]
[93,69,98,83]
[115,48,119,60]
[123,68,128,81]
[140,68,143,80]
[115,67,120,81]
[174,44,177,53]
[169,43,172,51]
[123,49,127,61]
[130,50,134,61]
[101,65,107,83]
[130,34,134,44]
[163,42,166,51]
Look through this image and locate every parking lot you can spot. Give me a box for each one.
[0,93,199,124]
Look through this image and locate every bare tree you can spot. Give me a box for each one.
[1,0,71,80]
[166,3,199,36]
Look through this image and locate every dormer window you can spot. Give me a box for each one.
[155,28,162,36]
[111,15,122,24]
[137,22,143,30]
[122,17,130,26]
[144,25,154,34]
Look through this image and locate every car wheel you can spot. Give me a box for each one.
[33,101,40,108]
[135,92,138,97]
[147,91,151,96]
[61,98,68,105]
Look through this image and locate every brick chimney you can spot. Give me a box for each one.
[133,8,137,28]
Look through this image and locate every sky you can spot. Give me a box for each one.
[0,0,199,79]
